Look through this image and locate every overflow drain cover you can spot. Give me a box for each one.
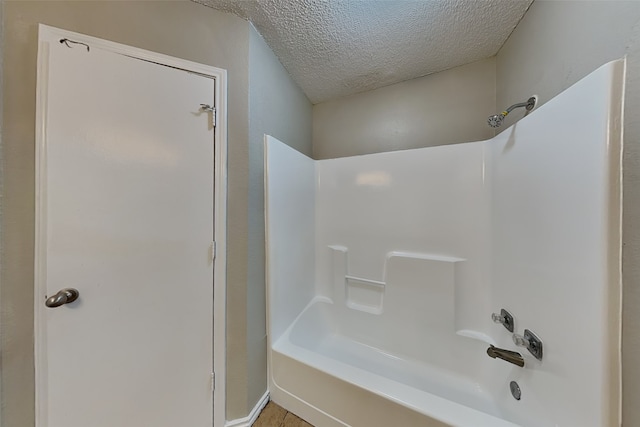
[510,381,521,400]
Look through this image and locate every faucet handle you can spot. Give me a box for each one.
[513,329,543,361]
[512,333,530,347]
[491,309,515,332]
[492,312,506,323]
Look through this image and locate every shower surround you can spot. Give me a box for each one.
[264,60,624,427]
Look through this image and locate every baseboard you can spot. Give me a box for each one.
[225,390,270,427]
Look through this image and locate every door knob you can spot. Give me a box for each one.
[45,288,79,308]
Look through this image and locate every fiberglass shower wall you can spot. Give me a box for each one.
[265,138,493,347]
[314,143,494,346]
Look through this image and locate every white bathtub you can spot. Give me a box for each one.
[271,297,521,427]
[265,59,623,427]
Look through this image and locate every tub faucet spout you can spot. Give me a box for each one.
[486,345,525,367]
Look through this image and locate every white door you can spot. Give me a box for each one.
[36,36,215,427]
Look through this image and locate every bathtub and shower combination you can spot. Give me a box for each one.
[264,60,624,427]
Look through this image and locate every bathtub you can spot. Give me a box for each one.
[265,59,623,427]
[271,297,521,427]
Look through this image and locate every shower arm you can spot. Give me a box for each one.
[487,96,537,128]
[504,97,536,114]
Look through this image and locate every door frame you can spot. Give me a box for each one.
[34,24,228,427]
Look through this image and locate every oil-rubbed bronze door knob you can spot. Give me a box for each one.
[45,288,79,308]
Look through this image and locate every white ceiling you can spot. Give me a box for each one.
[196,0,534,104]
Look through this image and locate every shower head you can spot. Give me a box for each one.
[487,96,537,128]
[487,113,506,128]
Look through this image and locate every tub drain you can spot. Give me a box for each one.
[510,381,521,400]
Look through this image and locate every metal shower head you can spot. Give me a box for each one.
[487,113,506,128]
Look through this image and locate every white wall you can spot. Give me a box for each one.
[495,2,640,425]
[264,136,316,343]
[315,143,491,343]
[312,58,496,159]
[246,26,312,411]
[490,60,624,426]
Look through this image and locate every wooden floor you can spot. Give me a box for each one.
[253,401,314,427]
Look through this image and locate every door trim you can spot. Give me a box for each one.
[34,24,228,427]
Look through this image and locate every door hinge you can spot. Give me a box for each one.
[211,372,216,391]
[210,241,216,262]
[200,104,216,128]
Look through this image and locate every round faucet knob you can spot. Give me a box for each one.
[491,309,515,332]
[513,333,530,348]
[492,313,505,324]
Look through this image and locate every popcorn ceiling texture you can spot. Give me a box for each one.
[196,0,533,103]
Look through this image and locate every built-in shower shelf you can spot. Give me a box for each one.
[330,246,465,317]
[345,275,385,314]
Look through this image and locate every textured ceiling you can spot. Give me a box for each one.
[196,0,534,103]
